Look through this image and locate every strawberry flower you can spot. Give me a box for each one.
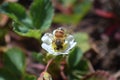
[41,28,76,55]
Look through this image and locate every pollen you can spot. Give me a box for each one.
[52,40,68,52]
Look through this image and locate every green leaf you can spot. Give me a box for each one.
[12,21,31,33]
[53,14,82,25]
[0,2,39,39]
[0,2,35,37]
[12,19,41,39]
[3,47,25,76]
[73,33,90,52]
[0,68,18,80]
[73,59,89,73]
[0,29,7,38]
[68,59,90,80]
[67,46,83,68]
[0,1,54,38]
[53,0,92,25]
[67,47,90,80]
[60,0,77,7]
[24,74,37,80]
[30,0,54,32]
[32,52,44,63]
[0,28,7,45]
[0,2,26,22]
[15,29,41,39]
[74,0,93,14]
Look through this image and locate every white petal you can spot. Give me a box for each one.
[50,50,69,55]
[42,43,63,55]
[41,33,53,45]
[66,42,76,52]
[66,35,74,42]
[70,42,76,49]
[41,43,50,52]
[52,52,60,55]
[41,43,53,53]
[61,51,69,54]
[53,51,68,55]
[64,35,76,52]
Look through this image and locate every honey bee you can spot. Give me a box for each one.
[52,28,67,51]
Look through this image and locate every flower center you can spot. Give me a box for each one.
[52,39,68,52]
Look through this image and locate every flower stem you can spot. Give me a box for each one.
[44,58,54,72]
[60,65,67,80]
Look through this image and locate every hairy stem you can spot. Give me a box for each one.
[44,58,54,72]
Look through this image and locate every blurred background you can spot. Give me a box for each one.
[0,0,120,80]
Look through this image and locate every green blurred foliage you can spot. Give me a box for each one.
[24,74,37,80]
[0,29,7,45]
[0,0,54,39]
[53,0,93,25]
[73,33,90,52]
[30,0,54,32]
[3,48,25,76]
[67,47,90,80]
[82,71,115,80]
[0,47,36,80]
[67,46,83,68]
[0,68,18,80]
[68,59,89,80]
[32,52,44,63]
[60,0,77,7]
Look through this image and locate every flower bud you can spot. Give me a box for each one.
[37,72,52,80]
